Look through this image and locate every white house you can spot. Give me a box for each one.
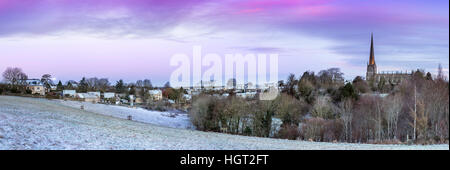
[103,92,115,99]
[236,92,257,99]
[149,89,162,101]
[87,91,101,97]
[262,82,278,90]
[62,90,76,97]
[76,93,100,103]
[183,94,192,101]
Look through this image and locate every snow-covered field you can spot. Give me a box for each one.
[54,99,193,129]
[0,96,448,150]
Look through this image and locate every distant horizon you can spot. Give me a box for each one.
[1,0,449,86]
[0,64,445,87]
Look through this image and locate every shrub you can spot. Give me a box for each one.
[322,119,343,142]
[25,89,32,94]
[275,124,300,140]
[300,118,326,142]
[243,126,252,136]
[10,87,19,93]
[311,96,334,119]
[153,101,168,111]
[189,96,220,131]
[276,94,307,125]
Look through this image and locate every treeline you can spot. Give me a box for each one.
[0,67,189,107]
[190,67,449,144]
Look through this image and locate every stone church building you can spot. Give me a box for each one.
[366,33,412,86]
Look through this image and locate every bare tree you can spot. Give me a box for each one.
[339,99,353,142]
[86,77,98,90]
[410,98,428,141]
[41,74,53,87]
[311,96,334,119]
[276,94,305,125]
[136,80,143,87]
[318,68,344,88]
[2,67,28,85]
[97,78,110,91]
[143,79,152,89]
[384,94,402,140]
[374,97,384,141]
[285,74,297,96]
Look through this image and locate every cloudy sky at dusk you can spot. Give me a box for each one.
[0,0,448,86]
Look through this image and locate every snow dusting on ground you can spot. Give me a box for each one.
[0,96,448,150]
[54,99,193,129]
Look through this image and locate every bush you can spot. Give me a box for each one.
[300,118,326,142]
[311,96,334,119]
[276,94,307,125]
[275,124,300,140]
[189,96,220,131]
[243,126,252,136]
[323,119,343,142]
[299,118,343,142]
[45,93,60,99]
[10,87,19,93]
[153,101,168,111]
[25,89,32,94]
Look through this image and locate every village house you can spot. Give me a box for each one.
[101,92,115,103]
[261,82,278,90]
[75,93,100,103]
[50,85,57,91]
[135,97,143,104]
[25,79,46,95]
[115,93,127,99]
[62,90,76,97]
[149,89,162,101]
[102,92,115,99]
[183,94,192,101]
[236,91,257,99]
[87,91,101,97]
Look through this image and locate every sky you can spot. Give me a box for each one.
[0,0,448,86]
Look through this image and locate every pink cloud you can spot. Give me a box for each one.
[240,0,332,8]
[235,8,264,14]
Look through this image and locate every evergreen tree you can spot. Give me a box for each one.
[164,82,171,88]
[128,84,136,95]
[425,72,433,80]
[57,80,64,91]
[66,82,73,90]
[115,79,125,93]
[78,77,88,92]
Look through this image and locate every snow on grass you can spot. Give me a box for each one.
[0,96,448,150]
[53,99,194,129]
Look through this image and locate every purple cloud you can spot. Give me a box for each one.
[0,0,448,84]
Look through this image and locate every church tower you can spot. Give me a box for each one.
[366,33,377,81]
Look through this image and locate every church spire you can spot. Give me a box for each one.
[369,33,375,65]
